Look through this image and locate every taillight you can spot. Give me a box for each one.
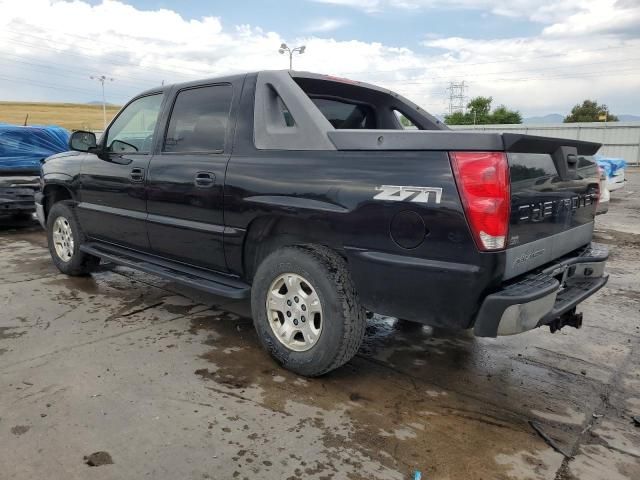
[450,151,510,251]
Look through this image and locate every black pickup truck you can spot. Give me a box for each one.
[37,70,608,376]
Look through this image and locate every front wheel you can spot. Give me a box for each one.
[251,245,366,377]
[46,201,99,276]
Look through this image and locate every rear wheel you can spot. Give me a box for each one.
[251,245,366,377]
[46,201,99,276]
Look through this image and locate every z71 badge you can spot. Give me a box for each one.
[373,185,443,204]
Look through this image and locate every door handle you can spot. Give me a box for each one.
[130,167,145,182]
[194,172,215,188]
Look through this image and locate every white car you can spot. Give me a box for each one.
[596,157,626,193]
[606,167,625,192]
[597,166,610,215]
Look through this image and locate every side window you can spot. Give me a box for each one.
[311,98,375,129]
[278,96,295,127]
[106,94,163,154]
[164,84,232,153]
[393,110,418,130]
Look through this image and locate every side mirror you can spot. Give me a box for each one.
[69,130,97,152]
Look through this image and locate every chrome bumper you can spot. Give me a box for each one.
[474,243,609,337]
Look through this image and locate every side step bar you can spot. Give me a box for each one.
[80,243,250,299]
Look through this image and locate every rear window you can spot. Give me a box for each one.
[311,98,375,129]
[509,153,558,182]
[293,76,442,130]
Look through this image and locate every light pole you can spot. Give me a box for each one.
[278,43,306,70]
[90,75,114,129]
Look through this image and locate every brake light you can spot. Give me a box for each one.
[450,151,510,251]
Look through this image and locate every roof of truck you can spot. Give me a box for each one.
[140,70,403,98]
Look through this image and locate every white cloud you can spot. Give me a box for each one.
[542,0,640,36]
[0,0,638,117]
[313,0,601,24]
[306,18,348,33]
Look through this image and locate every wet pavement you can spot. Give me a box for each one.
[1,172,639,480]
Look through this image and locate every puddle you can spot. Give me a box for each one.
[186,313,559,479]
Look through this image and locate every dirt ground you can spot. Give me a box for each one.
[1,172,639,480]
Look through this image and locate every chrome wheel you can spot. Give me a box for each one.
[52,216,74,262]
[266,273,323,352]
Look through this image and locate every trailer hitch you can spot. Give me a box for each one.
[548,308,583,333]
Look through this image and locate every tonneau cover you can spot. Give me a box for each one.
[327,130,602,155]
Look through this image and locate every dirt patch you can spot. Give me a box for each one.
[84,451,114,467]
[10,425,30,436]
[0,327,27,340]
[594,229,640,248]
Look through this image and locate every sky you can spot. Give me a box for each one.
[0,0,639,117]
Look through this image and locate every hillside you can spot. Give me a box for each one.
[0,101,121,131]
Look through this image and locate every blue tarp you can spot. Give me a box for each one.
[596,155,626,178]
[0,124,70,171]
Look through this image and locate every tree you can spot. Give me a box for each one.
[466,96,492,124]
[443,111,467,125]
[444,96,522,125]
[564,100,618,123]
[491,105,523,124]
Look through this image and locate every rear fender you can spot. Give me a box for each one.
[239,215,342,282]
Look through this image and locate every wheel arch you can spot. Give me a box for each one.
[42,183,75,221]
[241,215,345,283]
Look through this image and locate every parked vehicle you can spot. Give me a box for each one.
[0,124,69,219]
[596,166,610,215]
[597,156,626,192]
[37,71,608,376]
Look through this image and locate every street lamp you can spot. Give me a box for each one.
[279,43,306,70]
[90,75,114,130]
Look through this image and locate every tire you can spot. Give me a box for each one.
[251,245,366,377]
[46,201,99,276]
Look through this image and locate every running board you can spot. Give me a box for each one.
[80,243,250,299]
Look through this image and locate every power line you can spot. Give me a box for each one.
[0,74,102,96]
[2,35,198,84]
[378,56,640,84]
[0,52,152,90]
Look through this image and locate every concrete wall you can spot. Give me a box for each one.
[450,121,640,165]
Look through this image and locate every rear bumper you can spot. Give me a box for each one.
[473,243,609,337]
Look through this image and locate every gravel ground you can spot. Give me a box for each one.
[0,171,639,480]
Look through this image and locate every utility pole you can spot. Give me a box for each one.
[90,75,114,129]
[278,43,306,70]
[446,81,468,115]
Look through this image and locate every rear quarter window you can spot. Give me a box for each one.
[310,98,375,129]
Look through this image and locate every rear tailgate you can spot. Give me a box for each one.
[503,133,601,279]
